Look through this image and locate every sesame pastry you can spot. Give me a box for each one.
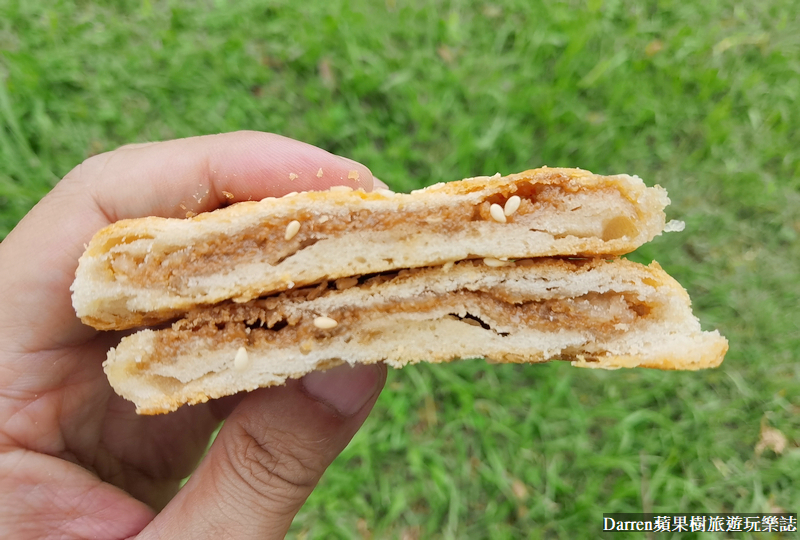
[71,168,670,330]
[102,258,727,414]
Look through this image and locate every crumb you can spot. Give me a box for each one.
[221,190,234,200]
[289,173,298,181]
[317,168,324,178]
[185,211,197,218]
[664,219,686,233]
[348,170,360,182]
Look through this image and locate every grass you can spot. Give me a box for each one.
[1,0,799,538]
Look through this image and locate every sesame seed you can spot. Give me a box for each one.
[483,257,511,267]
[314,316,338,329]
[234,347,249,371]
[504,195,521,216]
[289,173,298,181]
[335,276,359,290]
[330,185,353,192]
[285,220,301,240]
[489,203,506,223]
[317,168,324,178]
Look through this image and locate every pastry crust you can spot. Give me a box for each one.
[71,168,669,330]
[103,258,728,414]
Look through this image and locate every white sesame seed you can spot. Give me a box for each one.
[234,347,249,371]
[489,203,506,223]
[317,168,324,178]
[285,220,301,240]
[504,195,521,216]
[314,316,338,329]
[483,257,511,267]
[335,276,359,290]
[330,185,353,192]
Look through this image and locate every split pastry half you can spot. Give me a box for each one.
[72,168,670,330]
[104,258,728,414]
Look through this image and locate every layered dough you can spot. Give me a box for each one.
[72,168,670,330]
[104,259,728,414]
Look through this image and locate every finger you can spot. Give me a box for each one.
[372,176,390,190]
[137,363,386,540]
[0,448,156,539]
[0,131,375,352]
[83,131,375,221]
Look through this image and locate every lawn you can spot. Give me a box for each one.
[1,0,798,538]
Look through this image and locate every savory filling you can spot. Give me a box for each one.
[107,184,639,290]
[140,290,653,368]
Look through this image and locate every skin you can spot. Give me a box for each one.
[0,131,388,539]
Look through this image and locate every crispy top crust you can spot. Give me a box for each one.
[72,168,670,329]
[80,168,662,256]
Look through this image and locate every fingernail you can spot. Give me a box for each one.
[334,155,378,188]
[335,155,365,168]
[301,363,383,416]
[372,176,390,190]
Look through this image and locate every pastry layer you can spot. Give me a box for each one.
[103,258,727,414]
[72,168,669,330]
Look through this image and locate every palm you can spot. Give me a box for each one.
[5,331,220,511]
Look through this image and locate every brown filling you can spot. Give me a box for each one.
[140,290,652,368]
[109,184,636,290]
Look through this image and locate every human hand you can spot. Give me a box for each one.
[0,131,387,539]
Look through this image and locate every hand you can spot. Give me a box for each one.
[0,131,387,539]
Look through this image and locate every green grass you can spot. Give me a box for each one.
[2,0,799,538]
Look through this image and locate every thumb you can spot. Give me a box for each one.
[137,363,386,539]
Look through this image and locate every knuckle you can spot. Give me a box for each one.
[223,422,328,504]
